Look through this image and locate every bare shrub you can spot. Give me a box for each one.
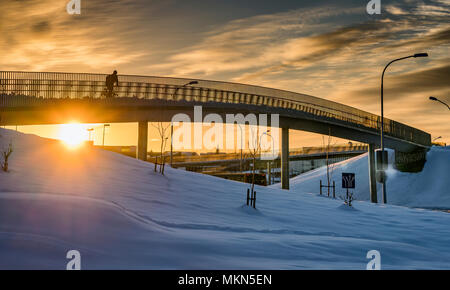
[1,142,13,172]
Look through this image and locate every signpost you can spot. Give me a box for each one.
[342,173,355,199]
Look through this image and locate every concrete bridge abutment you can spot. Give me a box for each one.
[137,121,148,161]
[368,144,378,203]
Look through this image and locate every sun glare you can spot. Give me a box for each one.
[58,123,88,149]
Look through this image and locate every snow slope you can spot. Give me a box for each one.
[287,147,450,209]
[1,128,450,269]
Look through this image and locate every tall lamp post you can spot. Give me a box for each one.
[379,53,428,204]
[102,124,110,147]
[238,124,244,172]
[260,130,275,185]
[260,130,274,156]
[429,96,450,110]
[87,128,94,143]
[170,81,199,166]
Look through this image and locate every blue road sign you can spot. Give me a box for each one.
[342,173,355,189]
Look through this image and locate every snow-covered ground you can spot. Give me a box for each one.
[1,128,450,269]
[287,146,450,209]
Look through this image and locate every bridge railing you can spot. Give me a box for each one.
[0,71,430,147]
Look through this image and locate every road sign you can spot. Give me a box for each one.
[376,150,388,170]
[376,170,388,183]
[342,173,355,189]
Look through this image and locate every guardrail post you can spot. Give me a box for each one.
[333,181,335,198]
[246,188,250,206]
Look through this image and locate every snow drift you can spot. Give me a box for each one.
[287,146,450,209]
[1,128,450,269]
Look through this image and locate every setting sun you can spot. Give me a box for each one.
[58,123,88,149]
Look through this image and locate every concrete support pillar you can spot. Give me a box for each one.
[137,121,148,161]
[368,144,377,203]
[281,127,289,190]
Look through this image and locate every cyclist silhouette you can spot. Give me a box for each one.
[105,70,119,98]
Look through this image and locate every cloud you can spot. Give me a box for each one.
[153,0,448,142]
[31,21,51,33]
[385,5,409,15]
[0,0,168,72]
[156,0,449,88]
[331,62,450,141]
[343,64,450,103]
[1,0,449,143]
[155,5,364,76]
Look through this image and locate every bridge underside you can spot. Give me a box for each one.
[0,100,428,153]
[1,80,431,200]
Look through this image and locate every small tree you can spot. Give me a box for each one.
[340,192,355,207]
[151,122,170,172]
[247,126,261,197]
[1,142,13,172]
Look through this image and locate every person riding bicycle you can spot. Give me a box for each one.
[105,70,119,98]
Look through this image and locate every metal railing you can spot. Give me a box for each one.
[0,71,430,146]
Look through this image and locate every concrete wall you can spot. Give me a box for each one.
[395,149,427,172]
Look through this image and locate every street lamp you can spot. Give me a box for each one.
[379,52,428,204]
[170,81,199,166]
[429,96,450,110]
[87,128,94,142]
[102,124,110,146]
[260,130,275,185]
[260,130,274,156]
[238,124,244,172]
[169,81,199,102]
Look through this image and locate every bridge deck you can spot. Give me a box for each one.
[0,71,430,151]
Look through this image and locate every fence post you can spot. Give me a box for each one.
[253,191,256,209]
[320,180,322,195]
[333,181,335,198]
[246,189,249,206]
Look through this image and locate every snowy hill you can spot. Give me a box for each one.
[287,146,450,209]
[1,128,450,269]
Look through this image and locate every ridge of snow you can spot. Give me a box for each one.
[1,128,450,269]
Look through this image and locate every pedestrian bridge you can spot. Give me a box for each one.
[0,71,431,199]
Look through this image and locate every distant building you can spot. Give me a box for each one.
[96,146,137,158]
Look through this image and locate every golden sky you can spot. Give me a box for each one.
[1,0,449,149]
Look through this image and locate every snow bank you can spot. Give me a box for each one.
[287,146,450,209]
[1,128,450,269]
